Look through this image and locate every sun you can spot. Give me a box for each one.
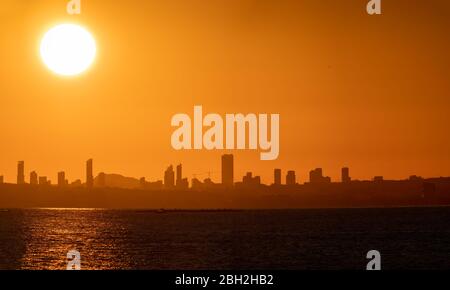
[40,24,96,76]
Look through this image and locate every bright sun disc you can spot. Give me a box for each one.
[40,24,96,76]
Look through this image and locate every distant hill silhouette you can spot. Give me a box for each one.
[94,173,140,189]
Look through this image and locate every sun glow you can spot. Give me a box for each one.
[40,24,96,76]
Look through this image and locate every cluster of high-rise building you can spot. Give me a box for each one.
[1,160,82,187]
[0,155,391,190]
[162,164,189,189]
[309,168,331,184]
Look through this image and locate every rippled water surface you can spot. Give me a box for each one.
[0,208,450,270]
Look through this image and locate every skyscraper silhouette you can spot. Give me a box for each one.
[221,154,234,188]
[30,171,38,185]
[38,176,48,185]
[164,165,175,188]
[58,171,66,187]
[242,172,261,186]
[17,161,25,185]
[243,172,253,184]
[86,159,93,188]
[0,176,3,184]
[341,167,351,183]
[309,168,331,183]
[309,168,323,183]
[176,164,182,186]
[286,170,296,185]
[274,169,282,185]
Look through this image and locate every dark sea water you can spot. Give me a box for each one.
[0,207,449,270]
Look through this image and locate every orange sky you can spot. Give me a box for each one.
[1,0,449,184]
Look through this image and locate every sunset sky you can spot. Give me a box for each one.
[0,0,449,184]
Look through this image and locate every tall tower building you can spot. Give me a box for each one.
[309,168,322,183]
[286,170,296,185]
[30,171,38,185]
[58,171,66,186]
[341,167,351,183]
[0,176,4,184]
[164,165,175,188]
[39,176,48,185]
[17,161,25,185]
[221,154,234,188]
[86,159,93,188]
[176,164,182,186]
[274,169,282,185]
[309,168,331,183]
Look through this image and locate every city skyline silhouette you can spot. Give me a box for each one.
[1,154,449,210]
[2,155,448,189]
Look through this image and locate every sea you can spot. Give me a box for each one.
[0,207,449,270]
